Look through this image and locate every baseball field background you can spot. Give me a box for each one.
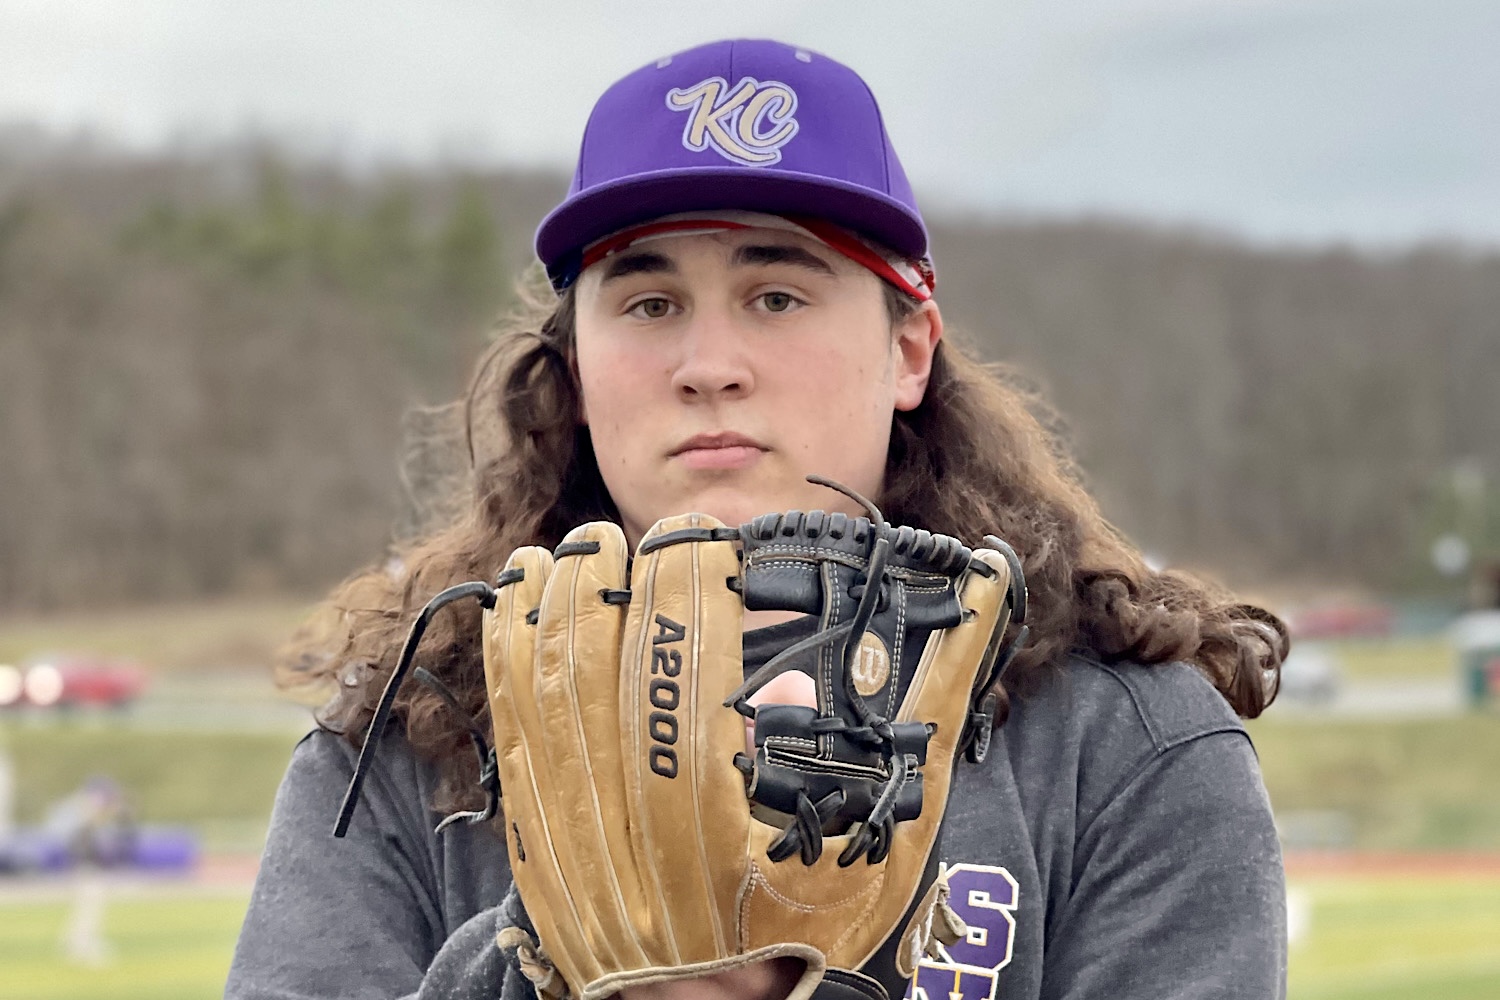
[3,603,1498,999]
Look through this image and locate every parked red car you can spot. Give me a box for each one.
[1283,601,1395,640]
[0,655,148,709]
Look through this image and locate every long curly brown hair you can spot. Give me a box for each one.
[279,270,1287,811]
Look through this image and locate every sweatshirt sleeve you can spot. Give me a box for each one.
[224,730,517,1000]
[1040,730,1287,1000]
[414,890,539,1000]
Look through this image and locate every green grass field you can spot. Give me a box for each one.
[1287,875,1500,999]
[1,727,300,838]
[1325,637,1456,682]
[1247,715,1500,851]
[0,892,251,1000]
[1,875,1497,999]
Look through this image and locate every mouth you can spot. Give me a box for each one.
[669,432,769,471]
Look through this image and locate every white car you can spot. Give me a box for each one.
[1276,644,1341,705]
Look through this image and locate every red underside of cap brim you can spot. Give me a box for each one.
[535,166,928,279]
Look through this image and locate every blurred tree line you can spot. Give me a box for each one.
[0,139,1496,611]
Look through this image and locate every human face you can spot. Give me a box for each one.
[573,226,942,544]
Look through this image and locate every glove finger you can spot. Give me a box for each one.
[622,513,749,965]
[534,522,650,973]
[846,547,1010,963]
[898,547,1011,751]
[485,545,600,989]
[741,549,1013,974]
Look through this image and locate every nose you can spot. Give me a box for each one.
[670,307,755,402]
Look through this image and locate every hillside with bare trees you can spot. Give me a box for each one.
[1,139,1496,610]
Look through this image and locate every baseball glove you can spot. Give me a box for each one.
[481,481,1027,1000]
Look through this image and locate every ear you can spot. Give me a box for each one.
[892,300,943,412]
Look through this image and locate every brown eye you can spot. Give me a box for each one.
[761,292,794,313]
[632,297,672,319]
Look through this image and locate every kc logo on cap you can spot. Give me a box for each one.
[665,76,799,166]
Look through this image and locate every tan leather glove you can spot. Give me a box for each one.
[485,509,1024,1000]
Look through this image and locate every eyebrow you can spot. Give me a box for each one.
[599,250,677,283]
[732,242,836,275]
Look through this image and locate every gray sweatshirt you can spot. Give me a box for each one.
[226,622,1286,1000]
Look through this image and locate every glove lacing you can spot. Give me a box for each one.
[725,476,913,868]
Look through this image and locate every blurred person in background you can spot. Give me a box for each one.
[47,776,135,966]
[45,775,137,868]
[227,39,1289,1000]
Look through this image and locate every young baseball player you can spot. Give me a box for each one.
[227,39,1288,1000]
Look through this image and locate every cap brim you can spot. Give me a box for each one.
[535,167,929,283]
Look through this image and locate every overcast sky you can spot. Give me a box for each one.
[2,0,1495,248]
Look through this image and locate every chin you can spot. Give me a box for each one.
[674,492,775,527]
[671,480,864,527]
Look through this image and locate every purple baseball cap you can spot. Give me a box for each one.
[535,39,928,289]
